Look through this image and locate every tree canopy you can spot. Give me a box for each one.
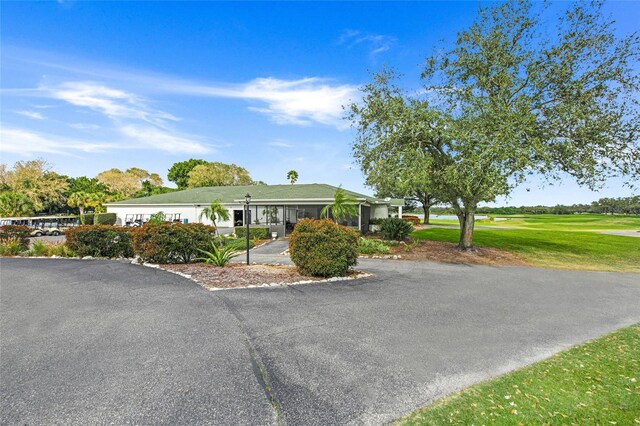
[96,167,163,198]
[187,162,253,188]
[167,159,208,190]
[0,160,68,214]
[349,0,640,248]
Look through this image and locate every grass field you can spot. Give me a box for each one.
[413,214,640,272]
[397,324,640,425]
[430,213,640,231]
[412,228,640,272]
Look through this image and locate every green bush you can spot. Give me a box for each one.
[94,213,117,225]
[132,223,216,263]
[289,219,359,277]
[0,225,30,250]
[80,213,95,225]
[219,236,255,251]
[29,240,50,256]
[234,226,269,240]
[28,241,76,257]
[380,218,414,241]
[358,238,391,255]
[0,238,25,256]
[65,225,133,258]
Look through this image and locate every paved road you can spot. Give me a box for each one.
[2,258,639,425]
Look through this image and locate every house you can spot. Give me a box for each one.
[105,183,404,236]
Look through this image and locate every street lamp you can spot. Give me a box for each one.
[245,193,251,265]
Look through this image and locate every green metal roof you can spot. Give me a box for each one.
[106,184,392,206]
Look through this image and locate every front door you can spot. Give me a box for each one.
[233,210,244,227]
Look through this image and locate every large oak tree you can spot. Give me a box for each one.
[349,0,639,248]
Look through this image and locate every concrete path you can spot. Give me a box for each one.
[2,258,639,425]
[599,229,640,238]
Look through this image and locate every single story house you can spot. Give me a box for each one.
[105,183,403,236]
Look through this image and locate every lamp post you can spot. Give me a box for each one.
[245,193,251,265]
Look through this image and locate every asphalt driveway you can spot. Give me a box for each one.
[1,258,639,425]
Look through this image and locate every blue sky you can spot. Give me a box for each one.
[1,1,638,206]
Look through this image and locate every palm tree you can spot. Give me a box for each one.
[199,199,230,235]
[321,188,359,224]
[286,170,299,185]
[67,191,104,215]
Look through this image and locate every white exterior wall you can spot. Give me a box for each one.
[106,204,242,227]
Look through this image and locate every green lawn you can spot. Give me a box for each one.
[430,214,640,231]
[412,228,640,272]
[397,324,640,425]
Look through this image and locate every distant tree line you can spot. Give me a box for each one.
[426,196,640,216]
[0,158,260,217]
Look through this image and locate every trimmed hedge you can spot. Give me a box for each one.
[65,225,133,258]
[132,223,216,264]
[234,226,270,240]
[80,213,94,225]
[380,218,414,241]
[0,225,31,250]
[402,215,421,225]
[289,219,359,277]
[94,213,117,225]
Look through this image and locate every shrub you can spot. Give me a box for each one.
[132,223,216,264]
[65,225,133,258]
[0,225,31,250]
[0,238,24,256]
[28,241,76,257]
[196,241,238,267]
[369,218,385,225]
[94,213,117,225]
[289,219,359,277]
[234,226,269,240]
[402,215,421,225]
[380,218,414,241]
[49,243,76,257]
[358,238,391,255]
[219,236,255,251]
[80,213,95,225]
[29,240,50,256]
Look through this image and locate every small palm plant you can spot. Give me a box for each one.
[321,188,359,224]
[199,199,230,235]
[196,241,238,267]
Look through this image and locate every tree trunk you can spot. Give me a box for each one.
[422,204,431,225]
[457,208,476,249]
[79,206,85,215]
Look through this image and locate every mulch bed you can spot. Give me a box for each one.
[370,239,530,267]
[162,263,327,289]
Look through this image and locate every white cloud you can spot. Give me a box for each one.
[166,77,357,128]
[339,30,396,57]
[15,110,45,120]
[69,123,101,130]
[0,127,112,155]
[268,140,294,148]
[49,81,179,127]
[118,125,211,154]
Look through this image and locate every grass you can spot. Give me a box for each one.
[397,324,640,425]
[412,228,640,272]
[430,214,640,231]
